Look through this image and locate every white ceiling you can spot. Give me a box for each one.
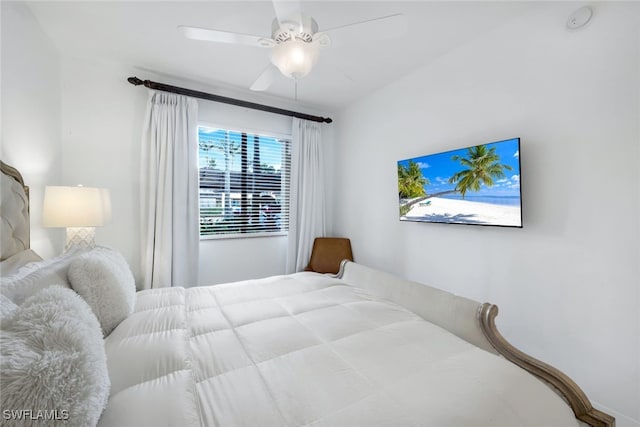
[26,1,537,111]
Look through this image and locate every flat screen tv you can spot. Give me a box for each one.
[397,137,522,228]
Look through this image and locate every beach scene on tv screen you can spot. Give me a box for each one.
[397,138,522,227]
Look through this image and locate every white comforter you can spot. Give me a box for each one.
[99,272,577,427]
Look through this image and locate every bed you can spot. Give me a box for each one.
[0,160,614,427]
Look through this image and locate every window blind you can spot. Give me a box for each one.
[198,126,291,237]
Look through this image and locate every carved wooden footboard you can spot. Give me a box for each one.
[337,260,615,427]
[479,304,615,427]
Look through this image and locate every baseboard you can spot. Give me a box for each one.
[593,401,639,427]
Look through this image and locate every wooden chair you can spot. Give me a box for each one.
[304,237,353,274]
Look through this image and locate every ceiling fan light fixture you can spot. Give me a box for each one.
[270,39,319,79]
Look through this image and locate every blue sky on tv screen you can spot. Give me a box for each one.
[398,138,521,198]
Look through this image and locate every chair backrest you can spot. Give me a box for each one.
[304,237,353,274]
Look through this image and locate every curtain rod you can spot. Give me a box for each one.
[127,77,332,124]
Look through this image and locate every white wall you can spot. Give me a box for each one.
[332,3,639,425]
[57,56,334,286]
[1,1,62,258]
[59,57,146,280]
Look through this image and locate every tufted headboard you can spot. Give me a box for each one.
[1,161,30,261]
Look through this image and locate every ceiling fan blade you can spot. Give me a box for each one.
[323,14,408,47]
[250,65,278,91]
[178,25,274,48]
[272,0,302,27]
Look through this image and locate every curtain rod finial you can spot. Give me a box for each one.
[127,76,144,86]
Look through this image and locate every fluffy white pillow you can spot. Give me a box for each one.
[0,294,16,319]
[68,247,136,336]
[0,286,110,427]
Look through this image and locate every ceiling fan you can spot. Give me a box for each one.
[178,0,407,92]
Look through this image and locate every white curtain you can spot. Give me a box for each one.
[287,118,325,273]
[140,91,199,289]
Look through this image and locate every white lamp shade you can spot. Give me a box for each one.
[270,39,320,79]
[43,186,112,227]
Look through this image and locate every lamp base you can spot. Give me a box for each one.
[65,227,96,252]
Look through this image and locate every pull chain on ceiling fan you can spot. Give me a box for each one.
[178,0,407,92]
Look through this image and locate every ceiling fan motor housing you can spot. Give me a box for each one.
[271,16,318,43]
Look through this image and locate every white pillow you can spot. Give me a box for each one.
[0,248,82,305]
[0,294,16,319]
[0,249,42,276]
[0,286,110,427]
[68,247,136,336]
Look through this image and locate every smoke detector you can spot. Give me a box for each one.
[567,6,593,30]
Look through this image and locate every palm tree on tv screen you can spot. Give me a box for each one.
[398,160,429,199]
[448,145,512,198]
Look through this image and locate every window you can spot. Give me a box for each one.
[198,125,291,238]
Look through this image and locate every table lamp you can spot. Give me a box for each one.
[43,185,112,252]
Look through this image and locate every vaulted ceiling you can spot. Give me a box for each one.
[26,1,537,110]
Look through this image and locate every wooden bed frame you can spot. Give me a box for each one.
[336,260,615,427]
[479,304,614,426]
[1,161,614,426]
